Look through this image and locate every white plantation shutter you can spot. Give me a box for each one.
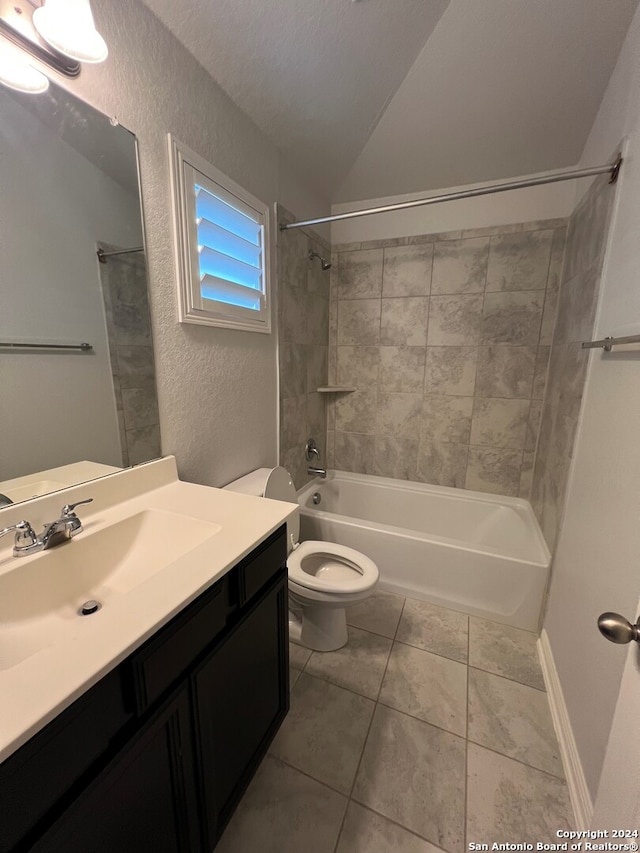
[169,137,271,332]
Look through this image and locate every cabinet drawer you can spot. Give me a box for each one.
[240,526,287,604]
[130,575,231,715]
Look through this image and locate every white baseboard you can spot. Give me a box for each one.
[538,629,593,829]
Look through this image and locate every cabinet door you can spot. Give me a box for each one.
[31,690,200,853]
[193,573,288,848]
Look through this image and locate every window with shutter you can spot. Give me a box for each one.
[169,136,271,332]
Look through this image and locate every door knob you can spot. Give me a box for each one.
[598,612,640,644]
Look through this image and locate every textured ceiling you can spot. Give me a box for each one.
[337,0,640,202]
[141,0,639,204]
[140,0,449,200]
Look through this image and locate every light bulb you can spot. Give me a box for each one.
[33,0,108,64]
[0,39,49,93]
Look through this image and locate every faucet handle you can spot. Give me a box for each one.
[61,498,93,517]
[0,520,39,556]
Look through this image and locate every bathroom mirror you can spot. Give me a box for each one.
[0,80,161,505]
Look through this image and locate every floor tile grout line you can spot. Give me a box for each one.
[288,675,564,787]
[334,598,406,852]
[467,662,547,692]
[350,789,458,853]
[347,801,451,852]
[465,738,566,781]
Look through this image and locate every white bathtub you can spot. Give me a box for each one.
[298,471,550,631]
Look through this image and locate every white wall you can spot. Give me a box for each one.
[0,93,142,480]
[331,178,575,245]
[26,0,329,489]
[543,3,640,804]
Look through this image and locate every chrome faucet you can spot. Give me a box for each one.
[305,437,327,479]
[0,499,93,557]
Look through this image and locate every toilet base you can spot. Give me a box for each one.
[288,605,348,652]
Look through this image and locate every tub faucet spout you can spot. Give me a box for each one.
[307,466,327,479]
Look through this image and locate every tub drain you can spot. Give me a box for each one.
[79,600,101,616]
[312,492,321,505]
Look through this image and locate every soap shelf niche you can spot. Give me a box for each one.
[317,386,356,393]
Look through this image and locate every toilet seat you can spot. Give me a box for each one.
[287,540,378,595]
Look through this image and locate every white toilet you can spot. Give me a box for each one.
[225,467,379,651]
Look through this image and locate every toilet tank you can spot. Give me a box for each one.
[224,467,300,545]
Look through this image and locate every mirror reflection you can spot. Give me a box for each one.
[0,81,161,505]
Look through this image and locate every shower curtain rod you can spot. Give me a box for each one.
[279,155,623,231]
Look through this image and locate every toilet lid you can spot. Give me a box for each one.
[264,467,299,544]
[287,540,379,594]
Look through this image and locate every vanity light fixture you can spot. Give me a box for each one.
[0,38,48,92]
[0,0,107,94]
[33,0,107,64]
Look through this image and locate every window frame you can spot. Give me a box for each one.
[168,135,272,333]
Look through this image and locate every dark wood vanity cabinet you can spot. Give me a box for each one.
[0,525,289,853]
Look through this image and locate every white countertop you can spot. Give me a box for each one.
[0,457,296,762]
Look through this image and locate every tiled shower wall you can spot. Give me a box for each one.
[98,243,161,467]
[278,210,331,488]
[326,220,567,497]
[531,172,617,552]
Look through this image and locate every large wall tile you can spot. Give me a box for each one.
[470,398,530,449]
[336,390,378,434]
[307,297,330,346]
[475,346,536,399]
[380,297,429,346]
[280,342,307,398]
[338,299,381,346]
[281,395,308,449]
[421,396,473,444]
[117,345,156,389]
[338,249,383,299]
[374,437,419,480]
[531,172,616,552]
[337,346,380,387]
[519,451,535,499]
[532,347,550,399]
[424,346,478,397]
[481,291,544,347]
[466,447,522,496]
[539,228,566,345]
[281,281,308,344]
[306,346,328,393]
[431,236,490,295]
[297,218,568,500]
[417,442,468,488]
[379,347,426,393]
[525,400,543,452]
[428,295,484,346]
[553,264,600,345]
[486,230,554,292]
[376,393,424,439]
[334,432,377,474]
[382,245,433,297]
[122,387,159,430]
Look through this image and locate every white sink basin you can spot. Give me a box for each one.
[0,509,222,671]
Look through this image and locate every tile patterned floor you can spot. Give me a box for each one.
[216,590,574,853]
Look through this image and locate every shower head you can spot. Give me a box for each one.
[308,250,332,271]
